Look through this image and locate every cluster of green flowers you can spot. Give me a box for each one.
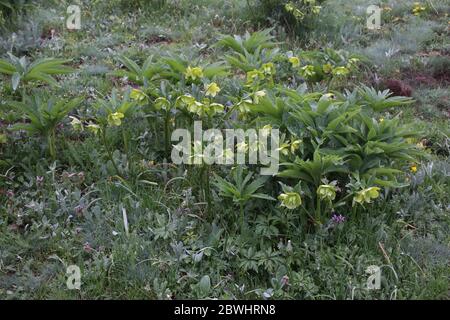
[278,184,381,210]
[235,90,266,117]
[277,138,302,156]
[70,116,101,134]
[174,82,224,117]
[184,66,204,81]
[288,54,359,81]
[284,0,322,21]
[412,2,427,16]
[246,62,275,86]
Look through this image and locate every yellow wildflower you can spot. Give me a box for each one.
[205,82,221,97]
[184,66,203,80]
[278,192,302,209]
[107,112,125,126]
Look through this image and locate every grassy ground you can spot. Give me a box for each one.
[0,0,449,299]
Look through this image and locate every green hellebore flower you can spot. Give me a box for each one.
[323,63,333,74]
[332,66,350,76]
[290,139,301,153]
[130,88,147,102]
[176,94,196,108]
[87,123,100,135]
[300,65,315,78]
[184,66,203,81]
[154,97,170,111]
[253,90,266,104]
[108,112,125,126]
[288,56,300,68]
[205,82,221,97]
[312,5,322,15]
[207,102,224,116]
[278,192,302,209]
[261,62,275,76]
[277,142,291,156]
[246,69,265,85]
[70,116,83,131]
[187,101,204,116]
[354,187,381,205]
[317,184,336,201]
[237,99,253,114]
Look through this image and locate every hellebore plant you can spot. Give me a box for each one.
[214,166,275,233]
[9,94,82,159]
[94,89,136,177]
[0,53,74,92]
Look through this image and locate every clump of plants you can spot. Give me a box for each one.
[245,0,325,36]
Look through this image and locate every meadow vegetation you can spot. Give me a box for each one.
[0,0,449,299]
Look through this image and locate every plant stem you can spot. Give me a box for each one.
[316,196,321,224]
[164,110,170,159]
[48,129,56,160]
[205,165,212,218]
[240,202,245,234]
[102,128,122,177]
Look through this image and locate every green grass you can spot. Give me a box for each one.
[0,0,449,299]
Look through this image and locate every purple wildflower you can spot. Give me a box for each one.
[36,176,44,186]
[331,214,346,224]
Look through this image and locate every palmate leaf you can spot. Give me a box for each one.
[202,62,229,78]
[116,55,142,76]
[216,28,277,55]
[27,58,74,74]
[358,85,414,111]
[0,59,16,74]
[214,166,273,204]
[0,54,74,90]
[8,96,82,136]
[279,151,347,186]
[9,122,39,134]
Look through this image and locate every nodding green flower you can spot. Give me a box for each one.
[246,69,265,84]
[187,100,204,115]
[176,94,196,108]
[207,102,224,115]
[261,62,275,76]
[236,141,249,153]
[288,56,300,68]
[412,2,426,15]
[237,99,253,114]
[323,63,333,74]
[205,82,221,97]
[347,58,360,66]
[284,3,305,20]
[70,116,83,131]
[154,97,170,110]
[277,142,291,156]
[317,184,336,201]
[184,66,203,80]
[353,187,381,205]
[332,66,350,76]
[278,192,302,209]
[107,112,125,126]
[253,90,266,104]
[87,123,100,135]
[290,139,301,153]
[221,148,234,163]
[312,5,322,14]
[300,65,315,78]
[130,88,147,102]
